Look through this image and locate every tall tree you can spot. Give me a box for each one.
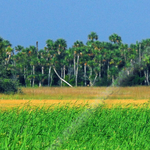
[88,32,98,42]
[73,40,84,86]
[46,39,55,87]
[0,37,23,94]
[109,33,122,44]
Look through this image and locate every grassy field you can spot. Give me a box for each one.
[0,104,150,149]
[1,86,150,100]
[0,87,150,149]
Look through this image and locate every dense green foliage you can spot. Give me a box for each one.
[0,37,23,94]
[1,32,150,90]
[0,104,150,149]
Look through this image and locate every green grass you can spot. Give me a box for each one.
[0,103,150,150]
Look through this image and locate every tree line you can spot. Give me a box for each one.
[0,32,150,93]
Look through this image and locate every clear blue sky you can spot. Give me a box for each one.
[1,0,150,54]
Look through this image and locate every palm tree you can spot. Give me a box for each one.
[73,40,84,86]
[36,49,48,87]
[46,39,73,87]
[0,37,23,94]
[46,39,55,87]
[109,33,122,44]
[28,46,38,87]
[54,38,67,86]
[88,32,98,42]
[55,38,67,55]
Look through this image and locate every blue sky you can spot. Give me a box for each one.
[1,0,150,54]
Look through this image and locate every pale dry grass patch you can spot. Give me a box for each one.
[108,86,150,100]
[0,87,107,100]
[0,86,150,100]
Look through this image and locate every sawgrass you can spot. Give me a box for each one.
[0,103,150,149]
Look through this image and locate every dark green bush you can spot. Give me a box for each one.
[0,77,24,95]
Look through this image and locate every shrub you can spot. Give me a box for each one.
[0,77,24,95]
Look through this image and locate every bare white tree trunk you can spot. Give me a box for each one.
[112,75,114,86]
[48,66,51,87]
[50,73,53,86]
[39,81,41,87]
[147,69,149,86]
[53,67,73,87]
[64,65,65,80]
[6,53,11,64]
[99,63,101,79]
[42,66,44,74]
[127,70,129,76]
[39,66,44,87]
[107,62,109,81]
[91,73,98,87]
[29,70,32,87]
[32,65,35,87]
[24,67,26,87]
[144,69,149,85]
[68,64,71,80]
[61,67,63,87]
[89,66,92,86]
[30,80,32,87]
[42,66,44,86]
[84,63,87,86]
[75,54,79,87]
[74,52,76,76]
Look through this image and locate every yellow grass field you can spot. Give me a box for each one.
[0,86,150,111]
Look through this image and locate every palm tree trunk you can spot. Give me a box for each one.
[39,81,41,87]
[48,66,51,87]
[90,67,92,86]
[32,65,35,87]
[64,65,65,80]
[139,43,142,85]
[42,66,44,74]
[61,67,63,87]
[39,66,44,87]
[24,67,26,87]
[42,66,44,86]
[144,69,149,85]
[29,70,32,87]
[112,75,114,86]
[50,73,53,86]
[99,63,101,79]
[88,66,93,86]
[84,63,87,86]
[127,70,129,76]
[107,62,109,81]
[68,64,71,80]
[53,67,73,87]
[30,80,32,87]
[147,69,149,85]
[74,53,76,76]
[75,54,79,87]
[92,72,98,86]
[144,70,147,85]
[7,53,11,64]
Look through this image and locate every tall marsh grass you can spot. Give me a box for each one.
[1,86,150,100]
[0,103,150,149]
